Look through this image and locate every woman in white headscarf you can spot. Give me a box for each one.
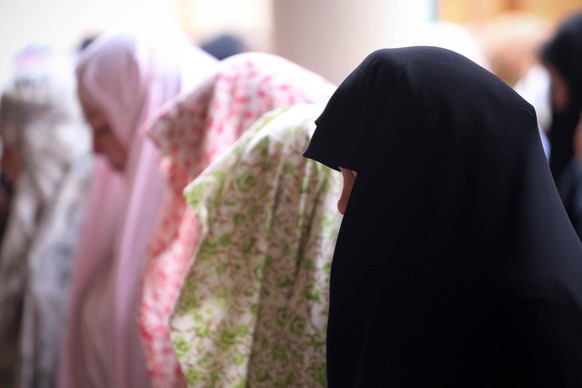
[59,27,217,388]
[0,46,92,388]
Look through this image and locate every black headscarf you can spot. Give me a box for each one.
[304,46,582,387]
[541,12,582,181]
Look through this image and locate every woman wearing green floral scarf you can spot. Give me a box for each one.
[170,103,342,387]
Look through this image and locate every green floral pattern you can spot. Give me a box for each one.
[170,104,342,387]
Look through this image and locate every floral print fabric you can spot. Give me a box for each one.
[170,104,342,387]
[141,53,335,387]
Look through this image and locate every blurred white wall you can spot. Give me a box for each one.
[0,0,434,87]
[0,0,179,84]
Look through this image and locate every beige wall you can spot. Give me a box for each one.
[438,0,582,24]
[0,0,181,84]
[3,0,575,87]
[0,0,273,84]
[0,0,431,87]
[272,0,434,85]
[177,0,272,51]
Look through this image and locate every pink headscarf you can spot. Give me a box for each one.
[140,52,336,388]
[59,27,217,388]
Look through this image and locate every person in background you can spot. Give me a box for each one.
[304,46,582,386]
[0,45,92,388]
[58,28,217,388]
[478,11,551,89]
[140,52,336,388]
[476,11,553,158]
[513,64,552,159]
[199,33,248,60]
[399,21,490,70]
[167,103,342,387]
[540,12,582,240]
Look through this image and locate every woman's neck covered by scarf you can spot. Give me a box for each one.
[60,26,217,388]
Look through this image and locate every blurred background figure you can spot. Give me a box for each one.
[399,20,490,70]
[477,11,551,89]
[59,27,217,388]
[476,11,553,157]
[200,33,248,60]
[168,103,342,387]
[540,12,582,241]
[0,44,92,388]
[393,11,554,160]
[513,62,552,158]
[140,51,335,388]
[399,16,552,159]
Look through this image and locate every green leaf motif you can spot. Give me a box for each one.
[184,369,205,384]
[289,316,306,337]
[232,213,246,225]
[303,284,321,301]
[173,335,192,358]
[218,234,232,246]
[217,329,238,352]
[194,324,211,338]
[309,361,327,386]
[271,343,289,363]
[242,237,256,254]
[235,170,259,195]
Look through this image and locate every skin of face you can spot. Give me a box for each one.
[338,167,357,215]
[80,100,128,171]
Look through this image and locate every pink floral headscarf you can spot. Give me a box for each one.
[59,27,217,388]
[141,52,335,388]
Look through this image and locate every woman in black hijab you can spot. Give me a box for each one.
[541,12,582,240]
[304,46,582,387]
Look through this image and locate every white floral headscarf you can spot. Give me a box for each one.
[169,103,342,387]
